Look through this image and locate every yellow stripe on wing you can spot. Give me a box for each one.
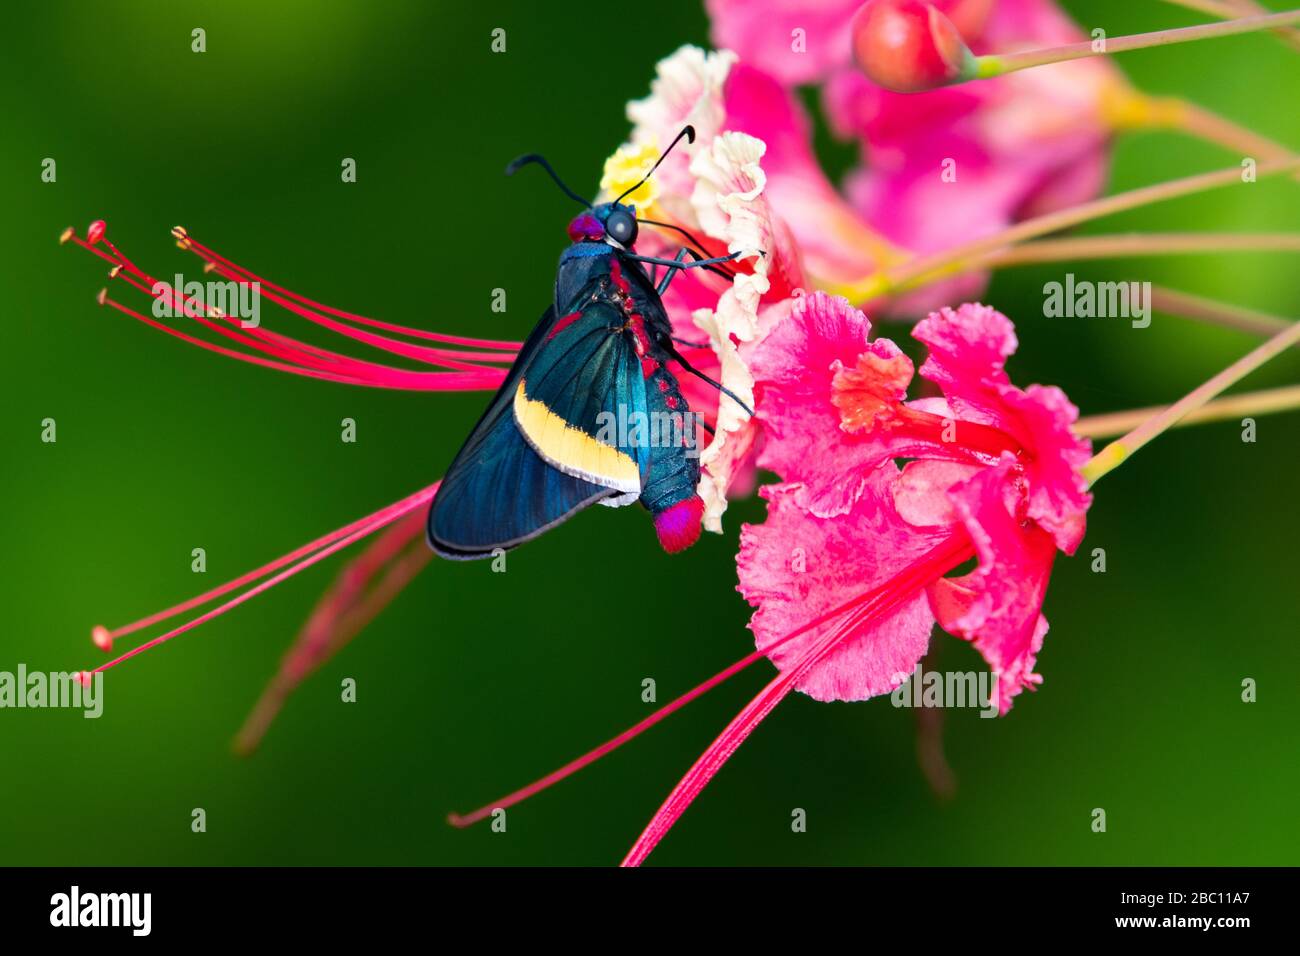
[513,380,640,494]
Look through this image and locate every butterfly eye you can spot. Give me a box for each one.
[605,210,637,245]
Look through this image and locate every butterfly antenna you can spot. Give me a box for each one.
[505,154,592,208]
[615,125,696,205]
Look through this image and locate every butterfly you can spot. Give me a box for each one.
[427,127,751,560]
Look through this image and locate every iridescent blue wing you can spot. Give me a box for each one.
[427,299,650,559]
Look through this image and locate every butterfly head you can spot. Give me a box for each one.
[568,202,638,247]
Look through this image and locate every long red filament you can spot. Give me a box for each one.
[622,530,975,866]
[450,531,975,834]
[62,223,521,391]
[234,509,433,755]
[84,482,440,677]
[176,230,521,349]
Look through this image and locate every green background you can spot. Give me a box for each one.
[2,0,1296,866]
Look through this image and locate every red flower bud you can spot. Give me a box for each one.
[850,0,977,93]
[934,0,993,43]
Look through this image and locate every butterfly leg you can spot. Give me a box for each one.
[628,249,746,279]
[654,248,691,296]
[653,329,755,417]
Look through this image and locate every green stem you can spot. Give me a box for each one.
[976,10,1300,78]
[1158,0,1300,52]
[1081,314,1300,485]
[1149,285,1291,338]
[975,232,1300,268]
[824,157,1300,301]
[1075,384,1300,439]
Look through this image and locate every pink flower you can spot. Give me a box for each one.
[752,292,1091,712]
[706,0,1126,304]
[624,292,1093,863]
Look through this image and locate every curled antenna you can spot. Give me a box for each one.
[614,125,695,205]
[505,154,592,208]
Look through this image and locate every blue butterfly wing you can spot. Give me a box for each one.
[427,300,649,559]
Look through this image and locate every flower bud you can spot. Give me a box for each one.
[850,0,977,93]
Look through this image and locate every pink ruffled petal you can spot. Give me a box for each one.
[913,302,1017,422]
[738,474,950,702]
[893,458,981,528]
[706,0,863,85]
[999,383,1092,554]
[750,291,896,516]
[914,303,1091,551]
[723,63,898,286]
[928,457,1057,714]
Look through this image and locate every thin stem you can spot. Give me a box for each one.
[974,11,1300,78]
[826,157,1300,302]
[1149,285,1290,337]
[1081,317,1300,485]
[975,232,1300,268]
[1173,101,1297,165]
[1158,0,1300,52]
[1075,384,1300,439]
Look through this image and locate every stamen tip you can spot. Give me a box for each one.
[59,226,75,245]
[96,288,108,307]
[75,671,94,689]
[446,812,470,829]
[91,625,113,652]
[171,225,188,240]
[108,265,122,279]
[86,220,106,246]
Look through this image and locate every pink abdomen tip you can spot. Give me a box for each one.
[653,496,705,554]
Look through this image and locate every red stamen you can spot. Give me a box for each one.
[448,531,974,831]
[63,223,521,391]
[622,530,975,866]
[896,404,1025,463]
[234,509,432,755]
[84,482,440,672]
[175,227,520,350]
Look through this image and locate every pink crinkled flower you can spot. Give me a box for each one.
[751,289,938,519]
[609,292,1094,865]
[841,303,1094,554]
[752,294,1091,713]
[738,471,950,703]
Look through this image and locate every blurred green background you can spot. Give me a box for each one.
[2,0,1297,866]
